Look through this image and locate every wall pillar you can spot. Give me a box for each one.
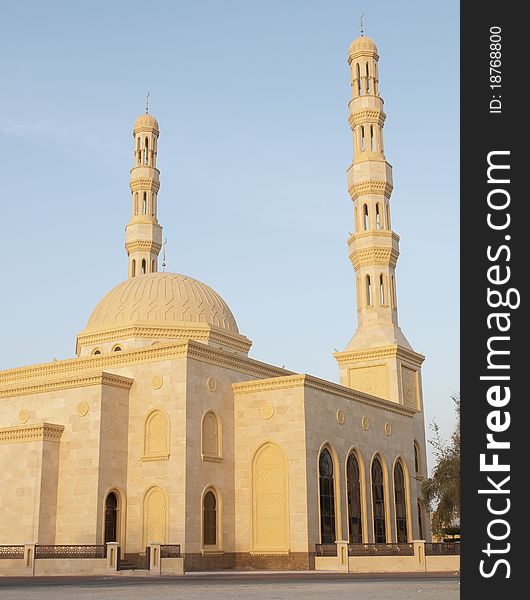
[149,543,161,575]
[413,540,426,572]
[23,543,36,576]
[335,540,349,572]
[106,542,119,571]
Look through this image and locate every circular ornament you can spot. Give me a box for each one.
[77,401,89,417]
[207,377,217,392]
[151,375,163,390]
[260,404,274,419]
[384,422,392,436]
[336,410,345,424]
[19,409,29,424]
[361,416,369,431]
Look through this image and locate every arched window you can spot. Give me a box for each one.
[319,447,336,544]
[370,125,374,151]
[394,462,408,543]
[375,204,381,229]
[143,192,147,215]
[363,204,369,230]
[356,63,361,95]
[202,411,221,461]
[417,501,424,540]
[203,490,217,546]
[93,349,101,355]
[151,259,156,273]
[134,192,138,215]
[141,259,147,275]
[366,62,370,93]
[371,457,386,543]
[391,275,397,309]
[144,137,149,165]
[104,492,118,543]
[143,410,170,460]
[346,453,363,543]
[366,275,372,306]
[386,205,391,228]
[152,192,156,216]
[360,126,365,151]
[131,259,136,278]
[379,274,385,305]
[414,442,420,475]
[137,137,141,163]
[113,345,122,352]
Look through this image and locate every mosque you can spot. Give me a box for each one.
[0,32,431,570]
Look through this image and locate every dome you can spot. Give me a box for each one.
[83,272,239,334]
[134,112,159,132]
[348,35,378,56]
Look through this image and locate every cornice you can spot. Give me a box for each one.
[125,240,162,254]
[333,345,425,367]
[232,374,416,417]
[76,322,253,355]
[0,340,288,390]
[349,247,400,270]
[0,372,133,399]
[0,422,64,444]
[348,109,386,128]
[129,178,161,193]
[347,179,393,200]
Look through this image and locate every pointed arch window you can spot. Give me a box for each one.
[372,457,386,543]
[363,204,369,230]
[366,275,372,306]
[202,411,221,461]
[379,274,385,305]
[376,204,381,229]
[143,192,148,215]
[356,63,361,95]
[144,137,149,165]
[370,125,374,151]
[143,410,170,460]
[366,62,370,93]
[134,192,139,215]
[391,275,397,309]
[141,259,147,275]
[360,126,365,151]
[203,490,217,546]
[104,492,118,543]
[131,260,136,278]
[394,461,408,543]
[414,442,421,475]
[346,453,363,543]
[319,447,336,544]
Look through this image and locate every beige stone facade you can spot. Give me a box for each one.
[0,33,433,572]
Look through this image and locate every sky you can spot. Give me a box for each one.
[0,1,459,470]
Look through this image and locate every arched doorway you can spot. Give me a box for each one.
[104,492,118,543]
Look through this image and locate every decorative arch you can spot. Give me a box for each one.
[143,409,170,461]
[252,442,289,552]
[345,449,366,543]
[201,485,222,550]
[318,443,341,544]
[201,411,222,461]
[370,453,391,543]
[413,441,421,475]
[392,457,413,543]
[142,486,168,547]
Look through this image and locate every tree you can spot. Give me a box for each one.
[421,394,460,539]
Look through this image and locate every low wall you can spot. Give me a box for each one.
[34,558,114,576]
[425,555,460,573]
[0,558,32,577]
[348,555,422,573]
[161,557,185,575]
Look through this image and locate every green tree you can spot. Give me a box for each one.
[421,395,460,538]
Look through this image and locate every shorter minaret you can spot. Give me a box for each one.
[125,98,162,278]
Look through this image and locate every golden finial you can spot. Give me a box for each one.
[360,13,364,36]
[145,91,150,114]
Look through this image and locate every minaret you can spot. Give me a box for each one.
[334,32,425,409]
[125,99,162,278]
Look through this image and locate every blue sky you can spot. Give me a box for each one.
[0,1,459,468]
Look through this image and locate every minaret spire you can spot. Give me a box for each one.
[334,33,425,408]
[125,108,162,278]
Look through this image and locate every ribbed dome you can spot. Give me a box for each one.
[84,272,239,334]
[134,113,159,132]
[348,35,378,55]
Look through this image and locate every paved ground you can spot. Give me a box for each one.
[0,572,459,600]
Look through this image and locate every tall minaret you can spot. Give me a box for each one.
[334,32,425,410]
[125,100,162,278]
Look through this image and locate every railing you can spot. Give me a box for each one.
[0,545,24,559]
[348,543,414,556]
[161,544,181,558]
[315,544,338,556]
[35,545,107,559]
[425,542,460,556]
